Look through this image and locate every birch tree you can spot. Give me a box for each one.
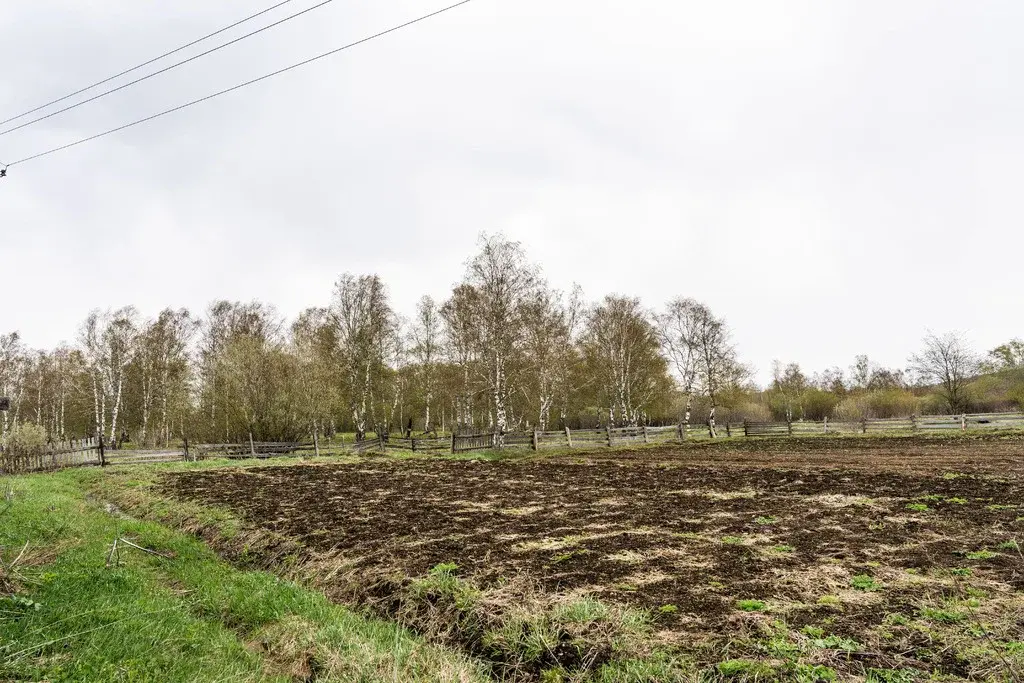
[581,295,665,426]
[409,296,442,432]
[441,285,482,431]
[461,234,538,442]
[522,285,582,430]
[79,308,139,444]
[689,303,744,437]
[292,307,339,444]
[137,309,196,446]
[330,274,396,440]
[657,298,703,428]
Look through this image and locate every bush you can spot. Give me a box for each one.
[835,390,920,419]
[1,423,48,451]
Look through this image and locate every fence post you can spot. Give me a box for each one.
[532,430,539,451]
[183,436,189,462]
[743,420,750,437]
[313,428,320,457]
[961,414,966,431]
[861,419,867,434]
[823,416,828,434]
[411,437,417,453]
[606,425,613,448]
[98,434,106,467]
[565,426,573,449]
[642,424,649,443]
[788,421,793,436]
[451,432,456,454]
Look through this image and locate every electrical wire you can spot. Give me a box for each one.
[0,0,338,138]
[6,0,474,167]
[0,0,299,128]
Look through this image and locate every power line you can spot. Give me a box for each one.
[0,0,299,129]
[7,0,475,167]
[0,0,337,139]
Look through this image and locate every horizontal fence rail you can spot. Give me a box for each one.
[4,411,1023,474]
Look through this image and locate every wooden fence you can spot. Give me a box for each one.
[0,437,102,474]
[5,411,1023,474]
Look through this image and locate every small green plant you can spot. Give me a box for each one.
[945,497,967,504]
[950,567,972,577]
[802,625,825,637]
[965,549,997,560]
[430,562,459,576]
[884,612,911,626]
[817,595,842,608]
[942,472,963,480]
[550,549,588,564]
[917,494,943,502]
[810,634,861,652]
[905,502,929,512]
[771,544,795,553]
[794,664,838,681]
[866,668,918,683]
[717,659,775,678]
[850,574,880,591]
[754,516,778,525]
[736,599,767,612]
[987,504,1016,511]
[918,606,966,624]
[721,535,745,545]
[997,540,1019,551]
[2,595,42,612]
[658,604,678,614]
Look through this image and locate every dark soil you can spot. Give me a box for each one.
[161,435,1024,677]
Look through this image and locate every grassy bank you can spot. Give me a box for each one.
[0,464,486,682]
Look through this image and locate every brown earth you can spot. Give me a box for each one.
[160,435,1024,679]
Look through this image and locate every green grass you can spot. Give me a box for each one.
[0,468,486,682]
[850,574,881,591]
[736,599,767,612]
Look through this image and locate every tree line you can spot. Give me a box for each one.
[1,235,1021,448]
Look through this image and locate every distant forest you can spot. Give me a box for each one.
[1,235,1022,447]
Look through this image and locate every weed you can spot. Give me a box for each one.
[657,604,678,614]
[754,516,778,525]
[736,599,767,612]
[905,503,929,512]
[721,535,745,545]
[866,668,918,683]
[917,494,943,502]
[550,549,589,564]
[817,596,842,608]
[918,606,966,624]
[850,574,880,591]
[794,664,838,681]
[717,658,775,678]
[945,497,967,504]
[884,613,911,626]
[997,540,1019,551]
[771,544,795,553]
[802,625,824,637]
[810,634,861,652]
[965,549,997,560]
[987,504,1016,511]
[950,568,972,577]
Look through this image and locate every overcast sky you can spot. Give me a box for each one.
[1,0,1021,385]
